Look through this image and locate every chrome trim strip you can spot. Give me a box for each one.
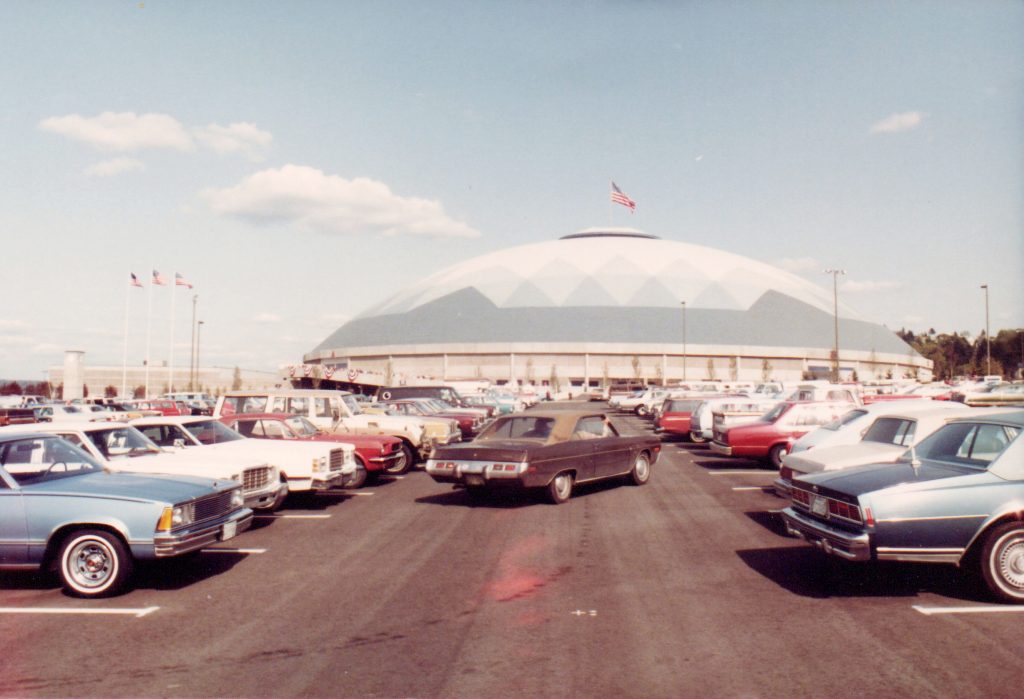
[877,514,988,523]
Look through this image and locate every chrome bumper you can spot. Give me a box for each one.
[772,477,791,498]
[244,483,288,510]
[709,441,733,456]
[153,508,254,557]
[780,507,871,562]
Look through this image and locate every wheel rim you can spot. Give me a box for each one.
[994,533,1024,594]
[66,538,116,591]
[634,454,650,481]
[554,473,571,499]
[386,449,409,474]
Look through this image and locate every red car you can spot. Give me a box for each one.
[654,397,703,439]
[381,398,486,440]
[709,401,848,467]
[219,412,407,486]
[127,399,185,416]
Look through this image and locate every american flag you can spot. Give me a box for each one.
[610,181,636,212]
[175,272,193,289]
[130,272,143,288]
[152,269,167,286]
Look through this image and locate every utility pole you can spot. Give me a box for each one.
[681,301,687,383]
[824,269,845,382]
[980,284,991,376]
[189,294,198,390]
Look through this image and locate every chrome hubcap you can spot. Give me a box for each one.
[998,538,1024,589]
[70,542,112,587]
[635,456,649,480]
[555,475,571,497]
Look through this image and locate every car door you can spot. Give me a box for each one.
[588,418,632,478]
[569,416,615,481]
[0,446,31,564]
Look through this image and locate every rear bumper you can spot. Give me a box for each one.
[772,477,791,498]
[780,507,871,562]
[709,441,733,456]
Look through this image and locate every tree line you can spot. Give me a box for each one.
[896,327,1024,381]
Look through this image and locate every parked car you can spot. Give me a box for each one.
[775,404,978,496]
[379,398,484,440]
[654,397,705,439]
[688,395,771,443]
[219,413,405,487]
[710,401,848,467]
[1,421,286,512]
[781,410,1024,603]
[0,432,252,597]
[215,389,431,469]
[789,399,959,454]
[426,411,660,504]
[131,415,358,494]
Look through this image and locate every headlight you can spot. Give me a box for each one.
[158,503,195,530]
[312,456,327,473]
[230,488,244,509]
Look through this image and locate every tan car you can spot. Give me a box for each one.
[363,402,462,448]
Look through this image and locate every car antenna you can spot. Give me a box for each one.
[909,442,921,472]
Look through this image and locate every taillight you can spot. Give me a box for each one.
[862,505,875,526]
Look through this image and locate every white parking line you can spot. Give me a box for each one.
[201,547,267,554]
[254,513,331,519]
[347,491,376,496]
[0,606,159,618]
[731,486,773,492]
[913,605,1024,616]
[708,470,775,476]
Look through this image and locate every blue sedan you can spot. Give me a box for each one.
[781,410,1024,603]
[0,432,253,597]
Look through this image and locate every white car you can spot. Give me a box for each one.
[214,389,431,466]
[33,404,115,422]
[690,396,780,443]
[131,415,358,495]
[775,404,980,496]
[789,399,957,454]
[0,421,286,512]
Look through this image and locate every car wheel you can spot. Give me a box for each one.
[635,405,648,417]
[345,468,368,489]
[547,471,573,504]
[980,522,1024,603]
[58,530,133,598]
[628,452,651,486]
[384,444,413,475]
[768,444,788,469]
[690,433,707,444]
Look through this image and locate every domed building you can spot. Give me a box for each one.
[302,229,930,389]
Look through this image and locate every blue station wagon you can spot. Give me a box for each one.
[781,410,1024,602]
[0,432,253,597]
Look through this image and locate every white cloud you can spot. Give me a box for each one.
[253,313,282,323]
[869,111,927,135]
[774,256,821,274]
[0,319,27,329]
[84,157,145,177]
[202,164,481,239]
[193,122,272,161]
[39,112,193,151]
[841,279,906,293]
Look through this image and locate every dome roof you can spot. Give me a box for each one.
[313,229,912,357]
[359,229,857,320]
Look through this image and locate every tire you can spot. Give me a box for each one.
[547,471,573,504]
[980,522,1024,603]
[58,529,133,598]
[628,452,652,486]
[635,405,648,417]
[768,444,788,470]
[344,468,368,489]
[690,433,707,444]
[384,444,413,475]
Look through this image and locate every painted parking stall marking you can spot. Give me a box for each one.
[0,606,159,618]
[913,605,1024,616]
[254,513,331,519]
[708,470,776,476]
[200,547,267,554]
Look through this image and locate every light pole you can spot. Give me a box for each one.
[196,321,205,391]
[824,269,845,382]
[681,301,687,383]
[980,284,991,376]
[189,294,198,390]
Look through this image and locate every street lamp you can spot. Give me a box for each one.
[189,294,198,390]
[824,269,846,382]
[681,301,687,383]
[980,284,991,376]
[196,321,205,390]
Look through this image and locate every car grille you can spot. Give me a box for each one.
[189,490,235,525]
[242,466,272,493]
[329,448,344,472]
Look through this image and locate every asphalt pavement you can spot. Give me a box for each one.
[2,401,1023,698]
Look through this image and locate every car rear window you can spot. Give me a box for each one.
[863,417,915,446]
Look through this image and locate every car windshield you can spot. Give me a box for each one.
[908,421,1021,468]
[184,420,245,444]
[821,409,868,431]
[88,426,163,458]
[0,436,104,485]
[341,394,362,415]
[666,399,700,412]
[285,416,320,437]
[477,416,556,441]
[759,403,790,423]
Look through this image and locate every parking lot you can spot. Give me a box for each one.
[2,402,1023,698]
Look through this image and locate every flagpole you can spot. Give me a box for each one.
[145,270,153,399]
[168,278,177,394]
[121,278,131,399]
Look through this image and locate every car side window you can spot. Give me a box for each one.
[233,420,257,437]
[59,432,86,448]
[287,397,308,416]
[958,424,1016,464]
[573,416,608,439]
[260,420,286,438]
[242,396,268,413]
[314,398,331,418]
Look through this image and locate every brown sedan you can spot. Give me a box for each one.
[425,411,660,504]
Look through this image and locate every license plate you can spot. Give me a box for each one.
[465,475,485,486]
[811,495,828,517]
[222,520,238,541]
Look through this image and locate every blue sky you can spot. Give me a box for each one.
[1,1,1021,380]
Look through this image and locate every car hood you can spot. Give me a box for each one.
[206,440,352,458]
[784,442,906,474]
[432,440,532,462]
[794,459,975,497]
[26,470,231,502]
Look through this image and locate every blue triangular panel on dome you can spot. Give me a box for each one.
[502,280,557,308]
[624,277,681,307]
[690,283,745,310]
[528,259,587,305]
[563,277,622,307]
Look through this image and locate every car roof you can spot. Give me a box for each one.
[222,389,351,397]
[944,409,1024,428]
[0,431,57,444]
